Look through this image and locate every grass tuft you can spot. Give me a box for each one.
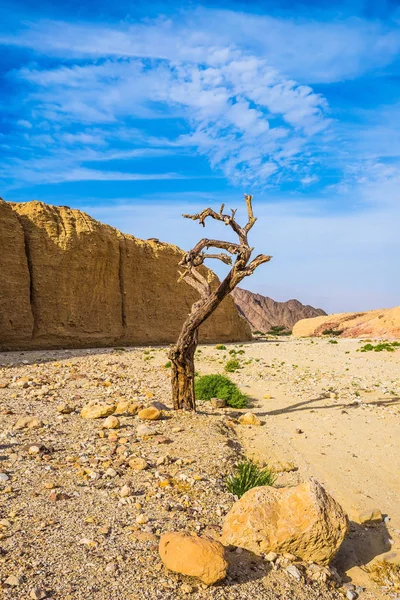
[226,459,276,498]
[224,358,241,372]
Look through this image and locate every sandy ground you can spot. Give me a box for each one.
[0,336,399,599]
[201,337,400,596]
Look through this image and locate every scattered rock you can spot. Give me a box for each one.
[151,401,169,411]
[286,564,302,580]
[128,457,148,471]
[269,461,298,473]
[30,587,47,599]
[57,403,74,414]
[120,484,131,497]
[0,473,10,482]
[136,424,157,437]
[355,508,383,525]
[138,407,161,421]
[238,412,261,426]
[222,478,348,564]
[14,415,43,430]
[159,532,228,585]
[80,403,115,419]
[211,398,226,408]
[5,574,23,586]
[114,400,141,415]
[136,514,149,525]
[102,415,120,429]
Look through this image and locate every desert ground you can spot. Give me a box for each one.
[0,337,399,599]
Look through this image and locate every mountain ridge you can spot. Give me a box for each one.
[231,287,326,332]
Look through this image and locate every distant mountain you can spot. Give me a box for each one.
[231,288,327,333]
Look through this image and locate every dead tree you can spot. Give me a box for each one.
[169,194,271,410]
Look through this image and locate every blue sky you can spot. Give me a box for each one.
[1,0,399,313]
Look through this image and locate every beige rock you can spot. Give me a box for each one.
[80,403,115,419]
[138,407,161,421]
[120,484,131,498]
[57,403,74,414]
[114,400,141,415]
[14,416,43,430]
[211,398,226,408]
[102,415,120,429]
[159,532,228,585]
[355,508,383,525]
[128,457,148,471]
[221,478,348,564]
[238,412,261,426]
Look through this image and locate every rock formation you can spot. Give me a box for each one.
[222,479,348,564]
[231,287,326,332]
[0,199,250,350]
[293,306,400,339]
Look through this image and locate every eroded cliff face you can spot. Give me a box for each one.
[0,200,250,350]
[231,287,326,332]
[0,200,34,344]
[293,307,400,339]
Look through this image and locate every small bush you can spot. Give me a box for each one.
[215,344,227,350]
[225,358,240,372]
[322,328,343,337]
[164,361,172,368]
[226,459,276,498]
[359,342,399,353]
[267,325,292,336]
[194,374,248,408]
[328,339,338,344]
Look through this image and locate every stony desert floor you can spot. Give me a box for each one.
[0,337,399,599]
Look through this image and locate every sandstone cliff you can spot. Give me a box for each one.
[293,306,400,339]
[231,287,326,332]
[0,199,251,350]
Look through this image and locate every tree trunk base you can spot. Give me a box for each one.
[169,330,197,410]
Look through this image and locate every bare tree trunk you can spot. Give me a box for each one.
[169,326,198,410]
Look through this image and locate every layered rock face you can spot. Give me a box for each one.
[0,199,250,350]
[293,307,400,339]
[231,287,326,332]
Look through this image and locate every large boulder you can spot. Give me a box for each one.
[159,532,228,585]
[222,478,348,564]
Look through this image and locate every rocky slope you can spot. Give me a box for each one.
[0,199,250,350]
[231,288,326,332]
[293,306,400,338]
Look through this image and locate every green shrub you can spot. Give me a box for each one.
[215,344,227,350]
[322,328,343,336]
[328,339,338,344]
[164,361,172,368]
[194,374,248,408]
[359,342,399,352]
[226,459,276,498]
[225,358,240,372]
[267,325,292,336]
